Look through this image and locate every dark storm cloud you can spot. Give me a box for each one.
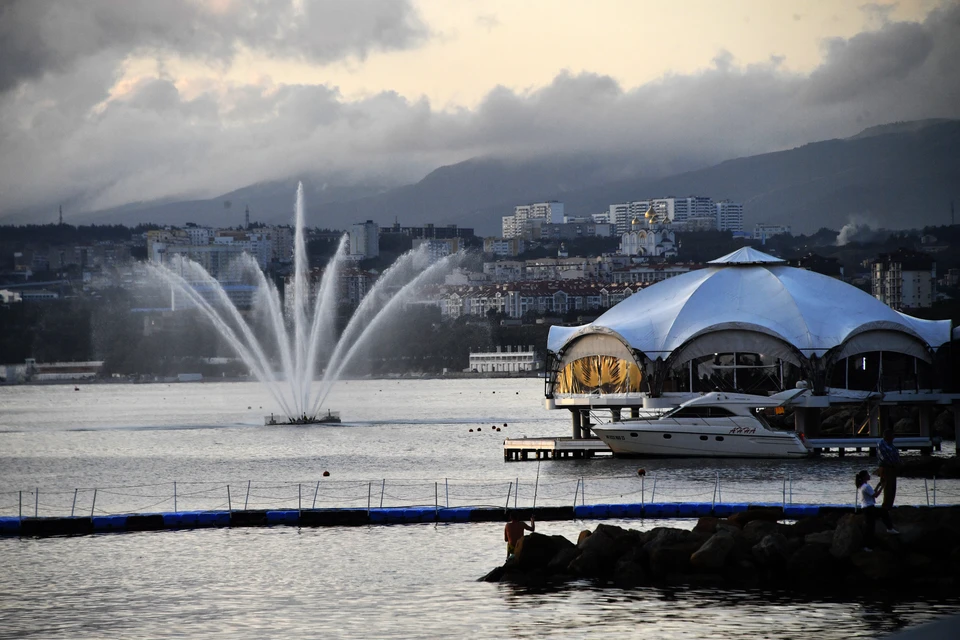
[0,0,428,94]
[806,20,933,103]
[1,2,959,219]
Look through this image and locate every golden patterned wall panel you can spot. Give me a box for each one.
[555,355,642,394]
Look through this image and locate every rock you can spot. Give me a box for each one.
[649,543,702,578]
[850,548,900,580]
[742,520,780,546]
[693,516,719,534]
[830,514,863,559]
[509,533,576,572]
[568,524,635,577]
[725,559,761,588]
[727,508,782,528]
[783,516,833,539]
[752,533,790,568]
[547,545,582,574]
[480,566,505,582]
[788,543,835,583]
[803,531,835,546]
[613,547,649,588]
[577,530,592,544]
[716,521,741,535]
[690,530,737,571]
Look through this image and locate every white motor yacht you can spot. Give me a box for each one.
[591,390,810,458]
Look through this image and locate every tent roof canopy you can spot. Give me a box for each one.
[547,248,951,364]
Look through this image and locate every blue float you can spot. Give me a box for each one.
[437,508,471,522]
[197,511,229,527]
[0,517,21,534]
[784,505,819,518]
[678,503,714,517]
[92,515,127,532]
[266,510,300,525]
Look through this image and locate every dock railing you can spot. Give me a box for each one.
[3,475,959,519]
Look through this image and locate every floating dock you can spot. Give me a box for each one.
[804,436,940,456]
[504,436,940,461]
[503,437,611,461]
[0,502,896,539]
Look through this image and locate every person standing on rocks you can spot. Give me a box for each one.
[876,428,901,509]
[856,470,897,551]
[504,511,535,560]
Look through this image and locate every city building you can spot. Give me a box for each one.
[350,221,380,259]
[609,263,693,284]
[716,201,744,232]
[382,222,475,240]
[872,249,937,309]
[753,223,792,241]
[435,280,645,319]
[502,202,564,239]
[468,345,540,373]
[413,238,461,263]
[483,237,526,258]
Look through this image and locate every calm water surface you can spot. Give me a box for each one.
[1,380,958,638]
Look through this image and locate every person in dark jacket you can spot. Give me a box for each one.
[875,428,901,509]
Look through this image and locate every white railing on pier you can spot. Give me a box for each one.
[2,475,959,519]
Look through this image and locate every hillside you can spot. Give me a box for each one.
[75,119,959,234]
[318,119,960,234]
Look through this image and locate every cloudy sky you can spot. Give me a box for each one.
[1,0,958,220]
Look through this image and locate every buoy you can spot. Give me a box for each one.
[496,427,501,432]
[322,471,330,477]
[74,387,79,391]
[503,423,508,428]
[637,468,647,476]
[477,427,482,431]
[247,406,251,410]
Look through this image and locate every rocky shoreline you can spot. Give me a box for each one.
[481,506,960,592]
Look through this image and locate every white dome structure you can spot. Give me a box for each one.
[547,248,952,398]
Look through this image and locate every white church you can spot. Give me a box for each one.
[618,206,677,258]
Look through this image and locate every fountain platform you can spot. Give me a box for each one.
[265,410,341,426]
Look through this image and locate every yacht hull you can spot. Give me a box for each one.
[592,423,810,458]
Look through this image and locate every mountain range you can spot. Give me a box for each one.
[72,119,960,235]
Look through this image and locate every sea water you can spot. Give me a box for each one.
[1,379,957,638]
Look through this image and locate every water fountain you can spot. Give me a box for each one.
[149,183,458,424]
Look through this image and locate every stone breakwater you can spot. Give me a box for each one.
[481,506,960,591]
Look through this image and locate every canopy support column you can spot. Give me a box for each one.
[571,409,582,440]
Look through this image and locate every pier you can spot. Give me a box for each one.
[503,437,611,461]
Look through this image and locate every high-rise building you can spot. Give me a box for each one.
[503,202,564,239]
[350,220,380,259]
[872,249,936,310]
[716,201,744,232]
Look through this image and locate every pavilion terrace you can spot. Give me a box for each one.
[544,248,958,442]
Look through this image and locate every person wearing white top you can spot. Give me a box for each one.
[855,470,898,551]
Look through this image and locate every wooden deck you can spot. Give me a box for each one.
[503,437,612,461]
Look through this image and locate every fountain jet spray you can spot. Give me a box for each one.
[148,182,458,421]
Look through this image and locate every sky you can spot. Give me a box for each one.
[0,0,958,220]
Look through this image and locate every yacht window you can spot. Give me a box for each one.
[699,435,708,441]
[630,432,638,437]
[663,434,672,439]
[715,436,724,441]
[753,411,774,429]
[671,406,737,418]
